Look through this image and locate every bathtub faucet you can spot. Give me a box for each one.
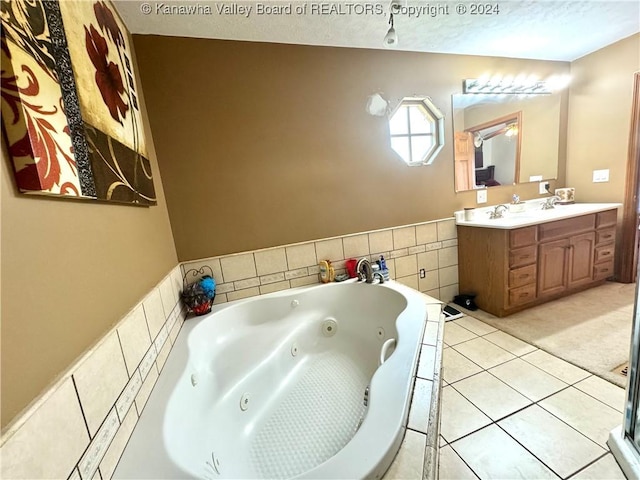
[356,258,374,283]
[356,258,385,284]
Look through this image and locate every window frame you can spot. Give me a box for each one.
[388,96,445,166]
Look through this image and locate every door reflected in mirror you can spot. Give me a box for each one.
[453,93,561,192]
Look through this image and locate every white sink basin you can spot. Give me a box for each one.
[456,202,622,229]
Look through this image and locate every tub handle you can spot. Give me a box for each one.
[379,338,396,366]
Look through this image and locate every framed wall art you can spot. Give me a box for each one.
[1,0,156,205]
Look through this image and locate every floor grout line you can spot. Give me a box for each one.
[533,396,616,450]
[567,380,626,414]
[493,421,567,479]
[441,314,626,479]
[445,441,482,480]
[451,313,621,390]
[445,380,608,479]
[447,340,516,369]
[564,451,612,479]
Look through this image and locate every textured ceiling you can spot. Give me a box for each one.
[114,1,639,61]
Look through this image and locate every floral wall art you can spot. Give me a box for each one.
[0,0,156,205]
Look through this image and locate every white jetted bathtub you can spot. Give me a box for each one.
[114,280,430,479]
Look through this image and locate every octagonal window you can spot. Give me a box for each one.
[389,97,445,166]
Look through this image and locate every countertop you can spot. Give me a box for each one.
[455,202,622,230]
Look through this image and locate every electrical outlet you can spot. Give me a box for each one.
[419,269,426,279]
[593,169,610,183]
[539,181,549,194]
[477,189,487,204]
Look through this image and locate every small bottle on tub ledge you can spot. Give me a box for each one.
[318,260,335,283]
[378,255,390,282]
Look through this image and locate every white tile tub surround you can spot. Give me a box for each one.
[73,333,129,436]
[182,216,460,304]
[0,378,89,479]
[0,265,186,480]
[383,302,445,480]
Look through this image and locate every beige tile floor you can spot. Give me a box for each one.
[439,316,627,480]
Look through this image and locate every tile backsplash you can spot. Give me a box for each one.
[183,217,460,305]
[0,216,459,479]
[0,266,187,480]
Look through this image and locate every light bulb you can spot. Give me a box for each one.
[384,27,398,47]
[546,74,571,91]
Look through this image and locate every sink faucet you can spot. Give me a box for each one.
[542,195,561,210]
[489,204,508,219]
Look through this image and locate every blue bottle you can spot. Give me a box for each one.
[379,255,390,281]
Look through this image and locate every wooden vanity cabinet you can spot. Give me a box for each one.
[457,209,617,317]
[538,215,596,297]
[594,209,617,280]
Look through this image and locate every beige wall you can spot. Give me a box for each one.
[133,36,570,261]
[567,34,639,203]
[566,34,640,276]
[0,55,178,427]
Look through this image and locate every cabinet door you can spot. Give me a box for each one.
[538,239,568,297]
[568,232,596,288]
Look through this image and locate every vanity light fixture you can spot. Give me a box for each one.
[464,77,551,95]
[463,74,571,95]
[546,74,572,91]
[383,12,398,47]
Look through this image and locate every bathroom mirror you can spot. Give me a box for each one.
[453,93,561,192]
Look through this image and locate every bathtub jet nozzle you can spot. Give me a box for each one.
[321,318,338,337]
[240,393,251,411]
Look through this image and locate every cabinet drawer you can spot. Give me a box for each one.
[539,214,595,241]
[596,209,617,229]
[596,228,616,245]
[594,244,615,264]
[509,264,537,288]
[508,284,537,307]
[510,226,537,248]
[509,245,537,268]
[594,261,614,280]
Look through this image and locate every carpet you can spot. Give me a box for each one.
[458,281,637,388]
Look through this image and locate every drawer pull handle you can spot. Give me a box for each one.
[519,274,529,279]
[602,251,610,256]
[603,234,612,239]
